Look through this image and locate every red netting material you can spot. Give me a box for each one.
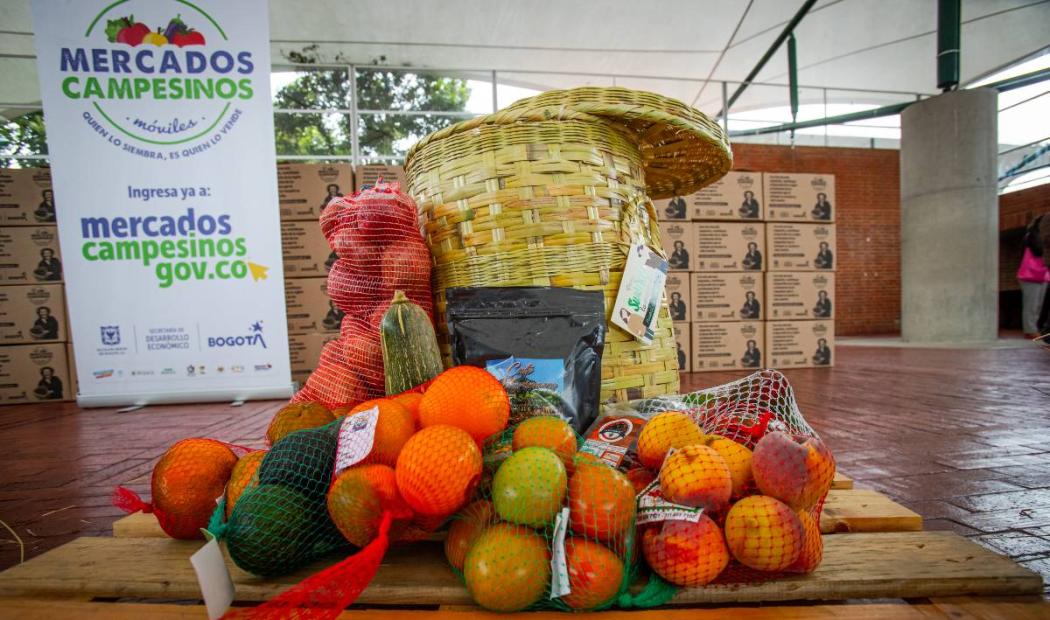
[599,369,835,587]
[112,438,253,540]
[292,181,433,409]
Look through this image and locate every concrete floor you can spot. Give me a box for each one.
[1,343,1048,593]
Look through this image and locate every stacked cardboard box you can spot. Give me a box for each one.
[278,163,353,385]
[656,172,836,372]
[0,168,73,402]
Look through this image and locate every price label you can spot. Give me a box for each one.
[190,537,235,620]
[636,477,703,525]
[549,507,571,599]
[333,406,379,476]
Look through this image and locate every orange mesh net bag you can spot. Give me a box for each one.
[219,366,510,619]
[291,181,433,409]
[112,438,254,540]
[590,369,835,589]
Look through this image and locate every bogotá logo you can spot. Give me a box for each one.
[60,0,254,159]
[208,321,267,349]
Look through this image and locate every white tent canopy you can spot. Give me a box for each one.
[2,0,1048,132]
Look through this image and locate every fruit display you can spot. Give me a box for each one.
[292,181,434,409]
[106,14,205,47]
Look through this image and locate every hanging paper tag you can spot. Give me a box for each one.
[636,477,703,525]
[549,507,571,599]
[611,243,668,344]
[190,537,235,620]
[333,406,379,476]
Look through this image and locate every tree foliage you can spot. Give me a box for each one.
[1,111,48,168]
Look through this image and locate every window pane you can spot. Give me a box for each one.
[357,112,462,159]
[272,67,351,111]
[354,68,481,113]
[1,110,49,168]
[274,111,352,157]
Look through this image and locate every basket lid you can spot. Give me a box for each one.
[405,86,732,200]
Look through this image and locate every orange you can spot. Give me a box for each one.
[561,538,624,610]
[512,416,577,470]
[328,464,406,547]
[396,425,482,516]
[635,411,704,471]
[568,458,636,544]
[266,402,334,445]
[152,438,237,539]
[224,450,266,519]
[444,499,495,570]
[463,523,549,611]
[392,391,424,426]
[625,467,656,494]
[344,398,415,467]
[418,367,509,443]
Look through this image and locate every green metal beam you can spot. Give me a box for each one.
[788,33,799,126]
[728,101,912,138]
[937,0,962,91]
[720,0,818,118]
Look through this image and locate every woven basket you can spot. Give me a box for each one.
[404,87,731,403]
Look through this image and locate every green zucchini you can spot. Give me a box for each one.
[380,290,444,395]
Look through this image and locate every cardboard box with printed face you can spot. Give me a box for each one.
[665,272,690,322]
[764,173,836,222]
[766,272,836,320]
[289,331,338,385]
[691,322,764,372]
[0,284,67,345]
[286,277,342,333]
[658,222,696,272]
[0,343,71,404]
[768,223,836,271]
[281,221,335,278]
[653,195,689,221]
[354,164,407,191]
[765,320,835,368]
[673,323,691,372]
[277,163,353,220]
[0,226,63,284]
[694,222,765,272]
[690,272,763,322]
[0,168,55,226]
[688,171,764,221]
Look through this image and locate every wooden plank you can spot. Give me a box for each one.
[0,532,1041,606]
[832,471,854,490]
[819,489,923,533]
[112,488,914,538]
[1,597,1048,619]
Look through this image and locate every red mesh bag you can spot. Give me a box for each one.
[112,438,254,540]
[593,369,835,588]
[292,181,433,409]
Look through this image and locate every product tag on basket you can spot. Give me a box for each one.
[611,243,667,344]
[333,406,379,476]
[190,537,235,620]
[550,507,572,599]
[636,478,703,525]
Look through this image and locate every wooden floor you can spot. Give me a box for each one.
[0,343,1048,596]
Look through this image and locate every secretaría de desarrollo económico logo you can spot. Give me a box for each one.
[58,0,256,160]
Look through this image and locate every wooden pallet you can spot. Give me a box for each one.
[832,471,853,489]
[112,486,910,538]
[0,532,1041,606]
[2,597,1050,620]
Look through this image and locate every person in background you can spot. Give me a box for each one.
[665,195,686,219]
[669,240,690,270]
[1018,214,1049,338]
[668,291,687,321]
[742,241,762,270]
[813,338,832,365]
[36,367,63,400]
[814,241,834,269]
[676,341,687,371]
[32,306,59,340]
[813,289,832,318]
[741,339,761,368]
[740,291,761,319]
[739,190,760,219]
[322,299,345,330]
[36,248,62,281]
[35,189,56,223]
[811,192,832,220]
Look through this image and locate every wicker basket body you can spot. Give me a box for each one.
[404,88,731,403]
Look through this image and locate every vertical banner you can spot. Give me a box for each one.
[31,0,292,406]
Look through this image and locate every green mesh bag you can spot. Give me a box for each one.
[212,420,348,577]
[444,415,655,612]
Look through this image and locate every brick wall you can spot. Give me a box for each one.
[731,144,901,335]
[998,183,1050,292]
